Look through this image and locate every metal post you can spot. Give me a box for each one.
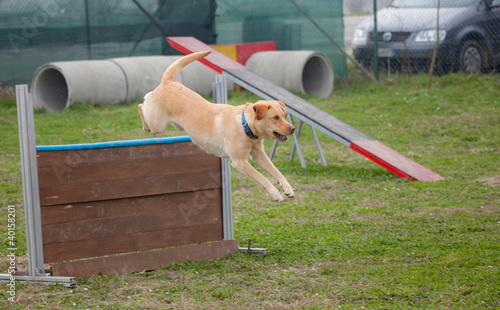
[288,115,306,168]
[212,76,233,241]
[373,0,379,80]
[289,120,304,162]
[212,76,266,255]
[269,140,279,160]
[310,124,327,166]
[0,85,76,287]
[16,85,45,277]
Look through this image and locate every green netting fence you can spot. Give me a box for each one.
[0,0,347,86]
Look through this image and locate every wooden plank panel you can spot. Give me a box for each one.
[42,195,222,244]
[37,141,206,168]
[167,36,246,73]
[44,223,223,263]
[39,169,222,206]
[38,153,219,187]
[51,240,239,277]
[350,140,445,181]
[224,68,374,143]
[41,189,221,225]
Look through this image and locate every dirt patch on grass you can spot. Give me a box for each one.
[233,184,260,194]
[482,175,500,186]
[299,184,324,192]
[299,180,344,193]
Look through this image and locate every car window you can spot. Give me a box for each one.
[390,0,476,8]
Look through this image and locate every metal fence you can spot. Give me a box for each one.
[346,0,500,76]
[0,0,347,86]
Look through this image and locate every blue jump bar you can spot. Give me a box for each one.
[36,136,192,151]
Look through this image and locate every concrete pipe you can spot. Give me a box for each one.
[32,60,127,113]
[245,51,334,98]
[109,56,232,102]
[32,56,233,113]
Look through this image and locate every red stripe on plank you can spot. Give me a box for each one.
[350,140,445,181]
[167,37,246,73]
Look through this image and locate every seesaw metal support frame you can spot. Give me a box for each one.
[221,71,327,168]
[222,71,326,168]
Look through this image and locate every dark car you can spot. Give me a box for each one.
[351,0,500,74]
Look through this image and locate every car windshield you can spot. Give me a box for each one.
[390,0,476,8]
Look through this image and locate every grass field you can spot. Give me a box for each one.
[0,73,499,309]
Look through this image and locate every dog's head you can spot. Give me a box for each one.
[248,100,295,142]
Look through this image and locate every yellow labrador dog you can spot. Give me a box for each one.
[138,51,295,202]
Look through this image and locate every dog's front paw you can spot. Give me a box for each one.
[274,195,285,203]
[280,181,294,198]
[284,186,295,198]
[269,187,285,202]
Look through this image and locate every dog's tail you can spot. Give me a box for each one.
[161,50,212,84]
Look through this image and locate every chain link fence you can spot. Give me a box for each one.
[0,0,217,85]
[346,0,500,75]
[0,0,347,87]
[216,0,347,78]
[2,0,497,87]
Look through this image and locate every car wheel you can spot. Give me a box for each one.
[459,40,486,74]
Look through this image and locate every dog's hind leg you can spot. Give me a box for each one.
[138,104,151,133]
[171,122,184,131]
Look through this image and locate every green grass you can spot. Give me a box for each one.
[1,73,499,309]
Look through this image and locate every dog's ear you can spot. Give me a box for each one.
[277,101,286,113]
[253,103,271,120]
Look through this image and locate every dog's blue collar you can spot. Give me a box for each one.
[242,109,258,140]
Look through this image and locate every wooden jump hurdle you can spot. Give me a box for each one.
[37,137,237,278]
[1,80,237,286]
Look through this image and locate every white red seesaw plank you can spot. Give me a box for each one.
[167,36,445,182]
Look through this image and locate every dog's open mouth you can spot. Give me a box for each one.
[274,132,288,142]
